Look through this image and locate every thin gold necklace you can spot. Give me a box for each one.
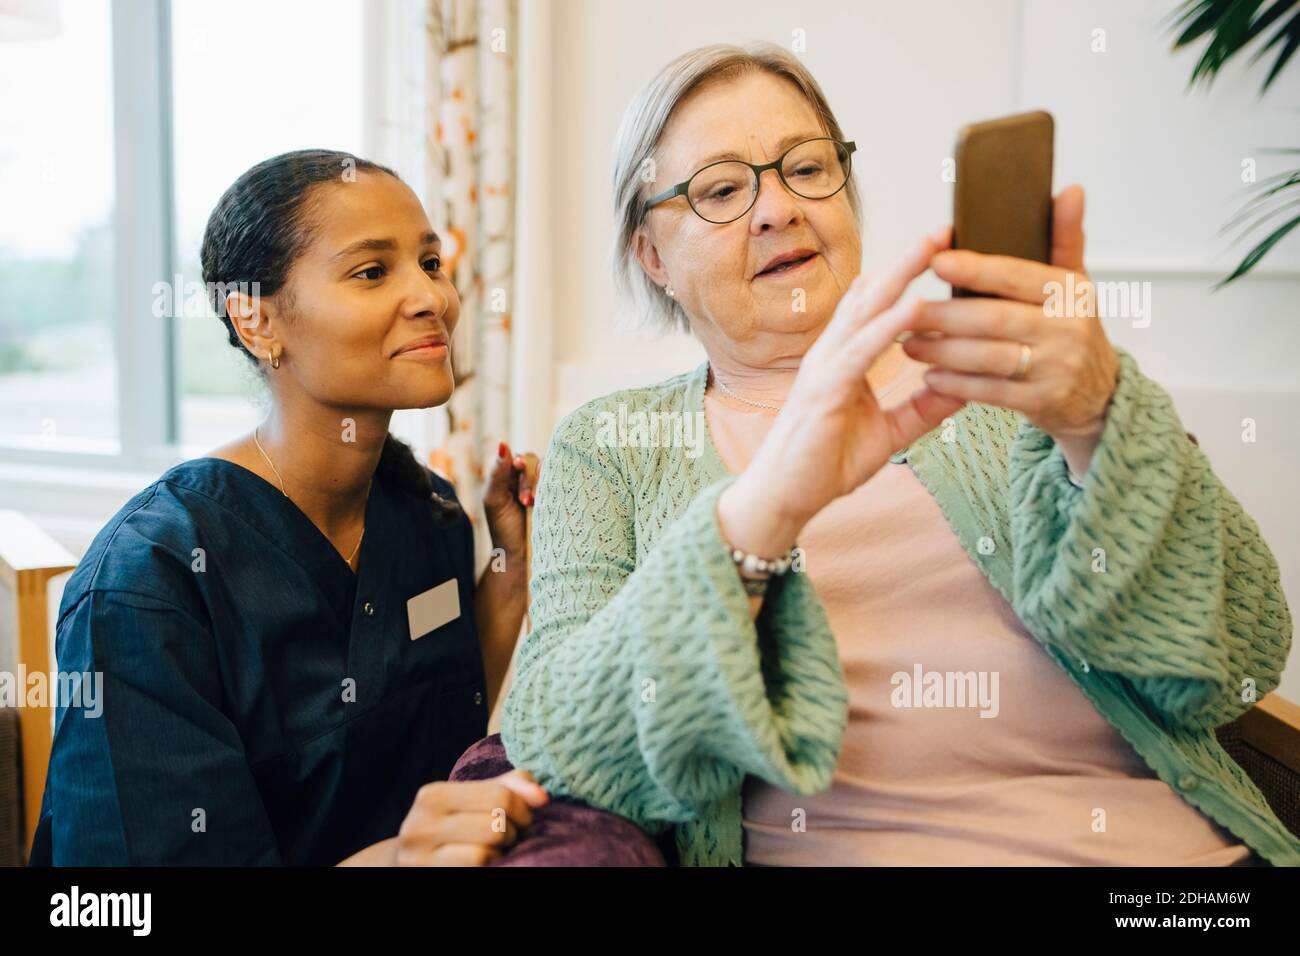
[254,426,367,566]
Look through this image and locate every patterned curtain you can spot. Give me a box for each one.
[379,0,519,569]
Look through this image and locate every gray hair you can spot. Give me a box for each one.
[610,41,863,335]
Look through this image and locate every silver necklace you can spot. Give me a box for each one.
[254,426,366,566]
[708,359,914,412]
[710,364,784,411]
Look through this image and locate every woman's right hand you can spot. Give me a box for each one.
[392,769,549,866]
[718,228,966,558]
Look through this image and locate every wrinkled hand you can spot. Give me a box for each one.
[731,228,969,538]
[902,185,1119,475]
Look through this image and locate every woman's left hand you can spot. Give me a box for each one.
[483,441,541,563]
[901,185,1120,477]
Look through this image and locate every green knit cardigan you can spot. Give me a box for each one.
[500,348,1299,866]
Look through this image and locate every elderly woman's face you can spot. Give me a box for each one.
[635,71,861,353]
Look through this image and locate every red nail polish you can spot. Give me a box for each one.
[522,490,534,507]
[498,441,507,459]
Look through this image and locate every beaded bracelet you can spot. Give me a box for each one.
[730,546,796,577]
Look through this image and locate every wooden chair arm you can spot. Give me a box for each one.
[0,510,76,859]
[1238,693,1300,776]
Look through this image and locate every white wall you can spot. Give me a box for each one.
[523,0,1300,698]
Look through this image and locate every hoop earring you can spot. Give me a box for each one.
[269,349,281,370]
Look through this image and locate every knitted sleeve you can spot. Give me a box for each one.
[499,400,847,832]
[1007,347,1293,730]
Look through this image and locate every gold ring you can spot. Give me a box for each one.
[1009,342,1032,381]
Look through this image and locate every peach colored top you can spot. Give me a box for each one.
[704,354,1254,866]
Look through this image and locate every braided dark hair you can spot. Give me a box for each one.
[200,148,462,526]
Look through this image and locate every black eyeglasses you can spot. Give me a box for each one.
[643,137,856,224]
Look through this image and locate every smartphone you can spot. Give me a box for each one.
[951,110,1054,297]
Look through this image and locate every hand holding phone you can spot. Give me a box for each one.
[951,110,1054,295]
[899,111,1120,478]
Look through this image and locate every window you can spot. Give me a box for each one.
[0,0,367,466]
[0,0,117,449]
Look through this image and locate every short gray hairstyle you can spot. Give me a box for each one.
[611,41,863,335]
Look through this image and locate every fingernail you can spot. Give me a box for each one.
[514,457,525,468]
[521,490,534,507]
[498,441,508,459]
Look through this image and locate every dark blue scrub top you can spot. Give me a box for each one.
[29,457,488,865]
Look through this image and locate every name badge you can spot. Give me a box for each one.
[407,578,461,641]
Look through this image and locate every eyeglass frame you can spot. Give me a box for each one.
[642,137,857,224]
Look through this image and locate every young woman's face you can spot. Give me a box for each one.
[270,171,460,412]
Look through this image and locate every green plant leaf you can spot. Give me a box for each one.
[1166,1,1299,282]
[1223,195,1300,240]
[1167,0,1300,89]
[1214,214,1300,287]
[1220,171,1300,231]
[1257,9,1300,90]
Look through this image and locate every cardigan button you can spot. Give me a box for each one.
[1176,773,1199,791]
[362,602,375,617]
[474,691,483,706]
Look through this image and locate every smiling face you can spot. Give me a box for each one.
[255,171,460,412]
[633,70,862,361]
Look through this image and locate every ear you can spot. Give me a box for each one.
[224,290,279,365]
[631,223,669,287]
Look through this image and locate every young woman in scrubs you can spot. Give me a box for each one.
[30,150,549,866]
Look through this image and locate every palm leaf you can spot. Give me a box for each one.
[1256,8,1300,90]
[1166,0,1300,89]
[1221,174,1300,230]
[1165,1,1300,284]
[1222,196,1300,242]
[1214,213,1300,287]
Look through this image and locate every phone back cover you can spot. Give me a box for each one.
[953,110,1054,272]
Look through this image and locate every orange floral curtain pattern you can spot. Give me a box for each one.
[422,0,518,568]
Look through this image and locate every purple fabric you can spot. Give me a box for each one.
[448,734,667,867]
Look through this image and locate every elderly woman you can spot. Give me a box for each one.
[498,42,1298,867]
